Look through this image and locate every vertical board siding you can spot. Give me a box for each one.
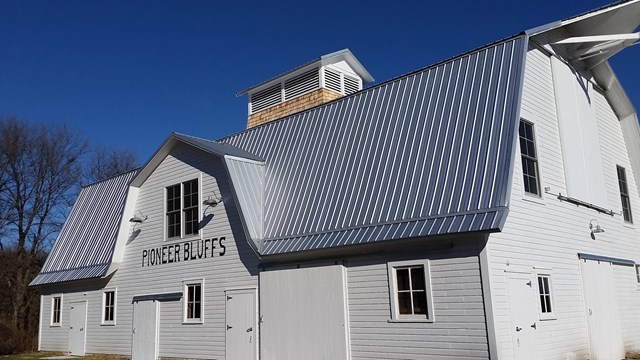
[347,239,489,360]
[221,36,526,253]
[39,143,259,357]
[488,45,640,359]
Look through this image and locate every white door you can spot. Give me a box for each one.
[132,300,159,360]
[581,259,624,360]
[225,289,257,360]
[68,301,87,356]
[260,265,349,360]
[506,272,538,360]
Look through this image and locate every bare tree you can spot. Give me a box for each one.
[0,116,86,334]
[84,145,138,184]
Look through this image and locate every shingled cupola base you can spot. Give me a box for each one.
[238,49,374,129]
[247,88,342,128]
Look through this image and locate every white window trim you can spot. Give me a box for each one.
[387,260,434,323]
[182,279,204,324]
[164,173,203,242]
[101,288,117,326]
[534,269,556,321]
[519,117,545,204]
[50,294,62,327]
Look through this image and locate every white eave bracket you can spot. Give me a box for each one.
[553,32,639,65]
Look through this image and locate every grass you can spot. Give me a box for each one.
[1,352,128,360]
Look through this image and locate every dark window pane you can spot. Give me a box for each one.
[396,269,410,290]
[538,276,544,294]
[410,267,425,290]
[540,295,547,313]
[397,292,412,314]
[194,303,201,319]
[412,291,428,315]
[545,295,552,313]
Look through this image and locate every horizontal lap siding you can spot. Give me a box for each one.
[40,143,259,358]
[488,46,640,359]
[596,93,640,352]
[347,239,489,359]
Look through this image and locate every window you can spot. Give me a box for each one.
[183,280,203,323]
[519,119,541,196]
[387,260,434,322]
[166,179,199,239]
[102,290,116,324]
[617,166,633,223]
[51,296,61,326]
[636,265,640,286]
[536,274,555,319]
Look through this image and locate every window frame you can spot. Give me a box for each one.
[534,271,556,320]
[519,119,543,198]
[617,165,633,224]
[165,175,202,241]
[635,265,640,289]
[50,294,62,327]
[387,260,434,323]
[182,279,204,324]
[101,288,117,326]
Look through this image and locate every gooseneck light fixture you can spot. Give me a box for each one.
[589,219,604,238]
[129,211,148,224]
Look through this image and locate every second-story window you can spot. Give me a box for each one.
[617,166,632,223]
[519,119,541,196]
[166,179,199,239]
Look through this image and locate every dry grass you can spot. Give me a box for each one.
[1,352,128,360]
[628,352,640,360]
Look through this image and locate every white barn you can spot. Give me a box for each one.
[31,2,640,359]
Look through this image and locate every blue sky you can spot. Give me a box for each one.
[1,0,638,162]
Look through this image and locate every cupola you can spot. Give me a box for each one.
[237,49,374,128]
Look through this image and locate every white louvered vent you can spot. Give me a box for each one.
[343,75,360,95]
[324,68,342,93]
[251,84,282,113]
[284,68,320,100]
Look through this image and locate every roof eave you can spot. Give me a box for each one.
[131,132,263,188]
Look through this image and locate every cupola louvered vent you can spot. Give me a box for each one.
[241,49,372,128]
[324,69,342,93]
[250,84,282,113]
[343,75,360,95]
[284,68,320,100]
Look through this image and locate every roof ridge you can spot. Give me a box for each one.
[218,34,524,142]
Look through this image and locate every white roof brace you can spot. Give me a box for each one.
[553,32,640,66]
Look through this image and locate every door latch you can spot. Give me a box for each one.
[515,326,522,332]
[246,327,253,332]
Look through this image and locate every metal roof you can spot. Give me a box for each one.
[222,35,527,255]
[224,156,265,240]
[30,169,138,286]
[131,132,263,188]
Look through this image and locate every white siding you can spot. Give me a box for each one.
[347,239,489,360]
[488,45,640,359]
[40,142,259,358]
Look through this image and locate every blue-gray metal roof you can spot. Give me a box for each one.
[221,35,527,255]
[30,170,138,286]
[224,157,265,240]
[173,133,264,162]
[131,132,263,188]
